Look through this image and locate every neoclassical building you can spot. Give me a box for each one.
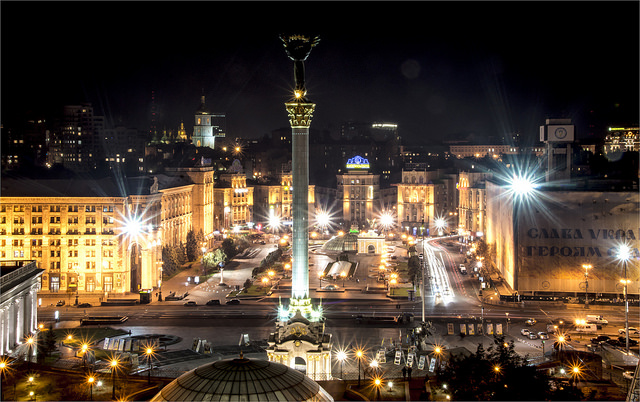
[336,156,380,228]
[394,170,435,235]
[1,261,44,356]
[457,171,492,236]
[0,169,214,299]
[214,172,254,230]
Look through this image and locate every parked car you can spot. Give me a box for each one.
[183,301,197,306]
[206,299,221,306]
[528,332,538,340]
[590,335,611,344]
[538,332,549,340]
[56,300,65,307]
[623,371,635,380]
[226,299,240,305]
[617,337,639,346]
[525,318,537,326]
[521,328,531,336]
[618,327,640,336]
[77,303,92,308]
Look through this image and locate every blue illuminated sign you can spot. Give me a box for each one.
[346,155,370,169]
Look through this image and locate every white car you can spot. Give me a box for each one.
[528,332,538,340]
[619,327,640,336]
[623,371,634,380]
[538,332,549,340]
[521,328,530,336]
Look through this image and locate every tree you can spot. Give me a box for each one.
[37,324,57,362]
[203,249,226,274]
[435,335,572,401]
[186,230,198,262]
[162,245,180,276]
[407,255,421,285]
[221,238,238,260]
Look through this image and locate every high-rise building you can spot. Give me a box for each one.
[53,104,104,172]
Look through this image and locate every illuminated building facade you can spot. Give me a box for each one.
[0,172,214,299]
[252,172,315,228]
[604,126,639,154]
[450,144,519,159]
[394,170,434,235]
[213,173,254,230]
[336,156,380,229]
[0,261,44,356]
[192,96,216,149]
[457,171,492,236]
[485,181,639,298]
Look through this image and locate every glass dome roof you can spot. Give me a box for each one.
[151,357,334,402]
[321,233,358,252]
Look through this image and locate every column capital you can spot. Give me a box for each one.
[285,102,315,128]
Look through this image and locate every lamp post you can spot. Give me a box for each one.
[145,346,154,384]
[505,312,510,334]
[0,360,7,392]
[617,245,631,355]
[582,264,592,308]
[87,376,95,401]
[81,343,89,370]
[110,358,118,399]
[26,336,35,369]
[356,349,363,386]
[336,350,346,380]
[373,377,382,400]
[433,346,442,372]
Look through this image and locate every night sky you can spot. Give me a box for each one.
[2,1,638,145]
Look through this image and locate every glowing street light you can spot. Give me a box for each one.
[25,335,35,369]
[373,376,383,400]
[355,349,364,386]
[110,358,119,399]
[87,375,95,400]
[145,346,156,384]
[336,350,347,379]
[616,244,632,354]
[81,343,90,370]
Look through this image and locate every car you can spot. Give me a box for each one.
[183,301,197,306]
[618,336,639,347]
[56,300,65,307]
[77,303,92,308]
[521,328,531,336]
[618,327,640,336]
[525,318,537,326]
[418,253,424,259]
[622,371,635,380]
[538,332,549,340]
[323,284,338,290]
[226,299,240,305]
[590,335,611,344]
[528,332,538,340]
[206,299,221,306]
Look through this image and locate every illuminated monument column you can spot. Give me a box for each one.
[286,102,314,304]
[267,35,332,381]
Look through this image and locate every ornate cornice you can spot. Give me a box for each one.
[285,102,315,128]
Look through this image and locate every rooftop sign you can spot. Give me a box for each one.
[346,155,370,169]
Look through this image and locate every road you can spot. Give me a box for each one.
[38,236,638,357]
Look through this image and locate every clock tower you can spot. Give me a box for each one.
[192,95,216,149]
[539,118,575,182]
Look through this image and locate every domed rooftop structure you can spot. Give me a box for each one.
[151,356,334,402]
[321,233,357,252]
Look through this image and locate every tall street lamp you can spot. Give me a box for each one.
[582,264,592,308]
[145,346,155,384]
[87,376,95,401]
[336,350,346,380]
[110,358,118,399]
[617,245,631,355]
[25,335,35,369]
[356,349,363,386]
[81,343,89,370]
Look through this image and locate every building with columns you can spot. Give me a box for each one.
[336,156,381,229]
[457,171,492,236]
[1,261,44,357]
[0,171,213,301]
[213,171,254,231]
[394,169,435,235]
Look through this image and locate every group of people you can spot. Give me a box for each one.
[401,365,413,381]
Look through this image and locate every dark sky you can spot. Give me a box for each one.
[2,1,638,145]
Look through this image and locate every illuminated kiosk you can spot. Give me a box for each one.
[267,34,332,381]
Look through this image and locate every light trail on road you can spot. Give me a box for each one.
[422,240,454,305]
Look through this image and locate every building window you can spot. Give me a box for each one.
[103,276,113,292]
[50,276,60,292]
